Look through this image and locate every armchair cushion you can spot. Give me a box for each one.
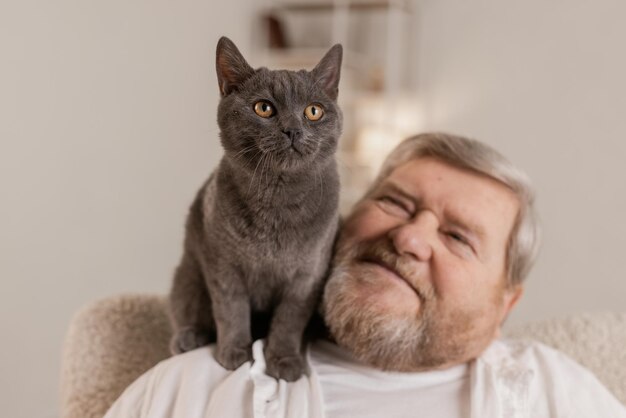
[60,294,172,418]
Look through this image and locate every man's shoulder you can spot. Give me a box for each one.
[482,338,579,367]
[480,338,626,416]
[139,344,227,378]
[481,338,606,386]
[104,345,239,418]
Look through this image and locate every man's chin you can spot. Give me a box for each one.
[322,268,428,371]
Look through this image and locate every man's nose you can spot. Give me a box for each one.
[388,211,437,261]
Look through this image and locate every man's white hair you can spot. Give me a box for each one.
[367,132,540,286]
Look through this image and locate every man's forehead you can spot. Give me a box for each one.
[378,158,520,240]
[381,157,507,191]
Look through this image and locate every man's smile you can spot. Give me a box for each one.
[359,256,421,299]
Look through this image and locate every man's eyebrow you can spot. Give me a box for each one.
[377,181,416,202]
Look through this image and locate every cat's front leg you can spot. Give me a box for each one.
[169,252,215,354]
[264,279,322,381]
[206,269,253,370]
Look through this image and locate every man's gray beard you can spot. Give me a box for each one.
[321,240,469,372]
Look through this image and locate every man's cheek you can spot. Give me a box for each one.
[344,208,393,242]
[432,262,475,295]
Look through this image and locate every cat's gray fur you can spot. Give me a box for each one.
[168,37,342,381]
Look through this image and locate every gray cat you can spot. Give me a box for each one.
[168,37,342,382]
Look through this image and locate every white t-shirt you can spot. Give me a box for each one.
[310,340,470,418]
[104,338,626,418]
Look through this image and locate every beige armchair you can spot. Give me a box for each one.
[59,294,626,418]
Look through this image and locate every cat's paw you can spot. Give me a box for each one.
[264,352,306,382]
[215,344,252,370]
[170,327,212,354]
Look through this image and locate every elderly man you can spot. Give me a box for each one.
[104,133,626,418]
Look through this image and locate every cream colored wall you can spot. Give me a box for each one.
[413,1,626,327]
[3,1,626,416]
[0,1,258,416]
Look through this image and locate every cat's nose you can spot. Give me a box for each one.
[282,129,303,143]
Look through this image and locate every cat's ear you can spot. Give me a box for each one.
[216,37,254,96]
[311,44,343,101]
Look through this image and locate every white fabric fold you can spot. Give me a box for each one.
[104,339,626,418]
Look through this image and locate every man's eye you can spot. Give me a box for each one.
[449,232,465,242]
[377,196,411,217]
[446,231,470,246]
[379,196,403,207]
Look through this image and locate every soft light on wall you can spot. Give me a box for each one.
[337,93,422,213]
[353,93,423,176]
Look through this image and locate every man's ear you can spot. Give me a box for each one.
[494,285,523,338]
[216,36,254,97]
[501,285,524,324]
[311,44,343,100]
[506,285,524,311]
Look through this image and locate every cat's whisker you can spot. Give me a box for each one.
[231,145,261,171]
[258,153,270,200]
[264,152,273,188]
[263,153,273,199]
[233,144,255,157]
[318,167,324,209]
[260,152,273,199]
[242,149,263,172]
[248,150,266,197]
[232,144,258,161]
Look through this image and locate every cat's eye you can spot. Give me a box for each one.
[304,104,324,121]
[254,101,275,118]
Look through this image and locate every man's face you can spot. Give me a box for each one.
[322,157,523,371]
